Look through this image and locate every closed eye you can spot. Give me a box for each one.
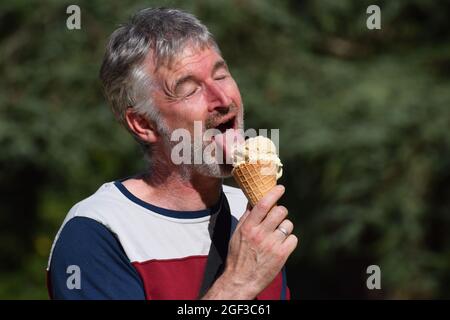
[185,86,200,98]
[214,75,228,81]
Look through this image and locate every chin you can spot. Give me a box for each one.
[196,163,233,178]
[218,164,233,178]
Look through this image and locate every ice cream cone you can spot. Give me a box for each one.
[232,160,277,207]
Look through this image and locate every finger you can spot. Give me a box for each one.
[274,219,294,239]
[281,234,299,254]
[261,205,288,232]
[246,185,285,226]
[265,219,293,244]
[268,233,298,267]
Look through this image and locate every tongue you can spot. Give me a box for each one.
[214,129,244,165]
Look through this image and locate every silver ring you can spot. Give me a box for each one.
[277,226,289,237]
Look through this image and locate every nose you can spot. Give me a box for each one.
[206,81,232,112]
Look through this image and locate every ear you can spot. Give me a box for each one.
[125,108,159,144]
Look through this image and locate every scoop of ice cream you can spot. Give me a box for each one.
[233,136,283,179]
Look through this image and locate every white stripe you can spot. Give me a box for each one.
[47,182,248,268]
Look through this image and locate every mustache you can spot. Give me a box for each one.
[204,103,239,130]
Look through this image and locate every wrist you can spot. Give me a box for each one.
[201,271,258,300]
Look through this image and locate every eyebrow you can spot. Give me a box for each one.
[172,59,229,93]
[211,59,228,75]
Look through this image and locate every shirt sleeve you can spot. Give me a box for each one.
[48,216,146,300]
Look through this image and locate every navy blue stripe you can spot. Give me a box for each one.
[281,266,287,300]
[113,180,223,219]
[49,217,146,299]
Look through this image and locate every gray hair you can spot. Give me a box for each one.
[99,7,219,157]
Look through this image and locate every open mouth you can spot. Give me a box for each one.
[215,116,236,134]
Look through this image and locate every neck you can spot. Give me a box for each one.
[124,152,223,211]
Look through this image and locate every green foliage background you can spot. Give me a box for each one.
[0,0,449,299]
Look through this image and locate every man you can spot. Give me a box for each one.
[47,7,297,300]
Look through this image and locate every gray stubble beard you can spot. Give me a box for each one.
[160,105,244,181]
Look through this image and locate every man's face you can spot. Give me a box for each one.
[148,44,244,177]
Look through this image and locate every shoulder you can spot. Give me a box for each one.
[51,216,119,256]
[68,181,124,221]
[47,181,127,269]
[48,216,145,299]
[57,181,139,236]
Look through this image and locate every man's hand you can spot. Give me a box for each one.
[202,185,298,299]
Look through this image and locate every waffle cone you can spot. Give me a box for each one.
[232,161,277,207]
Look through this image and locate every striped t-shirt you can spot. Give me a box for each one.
[47,180,290,299]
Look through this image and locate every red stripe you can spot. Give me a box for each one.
[133,256,207,300]
[132,256,287,300]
